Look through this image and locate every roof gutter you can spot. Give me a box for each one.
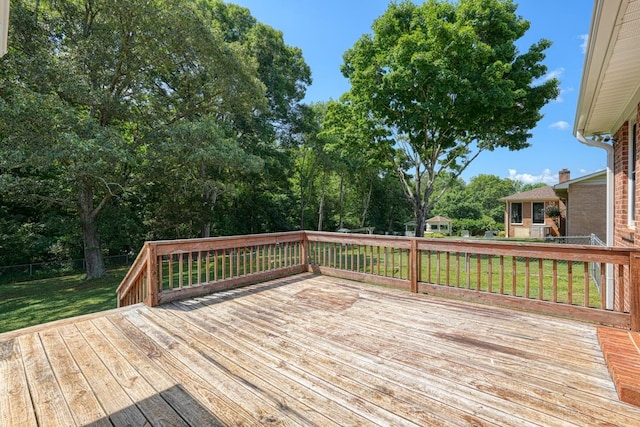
[576,130,614,309]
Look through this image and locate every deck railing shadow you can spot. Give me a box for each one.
[117,231,640,331]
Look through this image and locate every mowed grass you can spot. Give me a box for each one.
[0,268,128,334]
[313,245,604,308]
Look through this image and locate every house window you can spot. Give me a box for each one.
[533,202,545,224]
[510,203,523,224]
[630,122,637,227]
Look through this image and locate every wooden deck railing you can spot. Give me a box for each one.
[117,231,640,331]
[116,232,307,307]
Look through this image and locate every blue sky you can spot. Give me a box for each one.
[230,0,599,185]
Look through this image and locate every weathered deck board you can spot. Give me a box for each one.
[3,273,640,426]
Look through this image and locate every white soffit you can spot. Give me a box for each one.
[575,0,640,136]
[0,0,8,57]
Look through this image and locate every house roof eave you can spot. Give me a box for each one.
[574,0,640,137]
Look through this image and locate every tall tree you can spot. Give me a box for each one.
[465,174,519,222]
[0,0,265,278]
[341,0,559,235]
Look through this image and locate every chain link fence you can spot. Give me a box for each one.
[0,254,133,283]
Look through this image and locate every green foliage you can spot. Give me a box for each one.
[0,0,554,277]
[340,0,559,235]
[0,0,311,272]
[453,217,502,236]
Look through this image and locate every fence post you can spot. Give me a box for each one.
[630,254,640,331]
[410,238,418,293]
[145,243,159,307]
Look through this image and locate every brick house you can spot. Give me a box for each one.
[499,186,564,239]
[574,0,640,310]
[553,169,607,241]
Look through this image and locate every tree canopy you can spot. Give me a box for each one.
[340,0,559,235]
[1,0,563,281]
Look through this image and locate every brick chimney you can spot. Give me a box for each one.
[558,169,570,184]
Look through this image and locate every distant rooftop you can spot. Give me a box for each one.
[499,186,559,202]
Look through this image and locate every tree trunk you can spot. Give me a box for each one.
[202,222,211,238]
[317,170,327,231]
[201,184,218,238]
[415,206,427,237]
[360,179,373,228]
[78,185,107,280]
[338,171,345,229]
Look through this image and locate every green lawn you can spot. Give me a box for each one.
[311,244,603,308]
[0,268,127,334]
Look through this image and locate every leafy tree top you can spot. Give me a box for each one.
[338,0,559,235]
[341,0,559,174]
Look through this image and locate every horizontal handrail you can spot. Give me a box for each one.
[117,231,640,330]
[117,232,307,307]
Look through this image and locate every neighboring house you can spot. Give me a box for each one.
[553,169,607,242]
[425,216,452,235]
[574,0,640,311]
[499,186,564,239]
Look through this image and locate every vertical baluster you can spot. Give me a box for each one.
[456,252,461,288]
[197,251,202,285]
[178,253,184,289]
[552,260,558,303]
[417,248,423,283]
[487,255,493,293]
[236,247,240,277]
[158,255,164,291]
[499,256,505,294]
[524,257,530,298]
[445,252,450,286]
[476,254,481,291]
[214,249,219,281]
[600,263,606,310]
[466,253,472,289]
[391,247,395,278]
[370,246,374,275]
[168,254,174,290]
[584,262,590,307]
[538,258,543,300]
[618,264,624,312]
[206,251,210,282]
[567,260,573,305]
[511,257,517,296]
[221,249,226,280]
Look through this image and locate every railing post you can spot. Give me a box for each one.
[301,232,309,271]
[630,254,640,331]
[145,243,159,307]
[410,238,418,293]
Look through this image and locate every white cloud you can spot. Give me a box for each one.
[533,67,564,88]
[508,168,557,185]
[549,120,570,130]
[579,34,589,54]
[544,68,564,82]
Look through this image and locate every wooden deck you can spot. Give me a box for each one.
[3,273,640,426]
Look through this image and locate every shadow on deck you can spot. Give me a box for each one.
[3,273,640,426]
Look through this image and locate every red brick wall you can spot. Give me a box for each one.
[612,105,640,312]
[567,183,606,240]
[505,201,562,238]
